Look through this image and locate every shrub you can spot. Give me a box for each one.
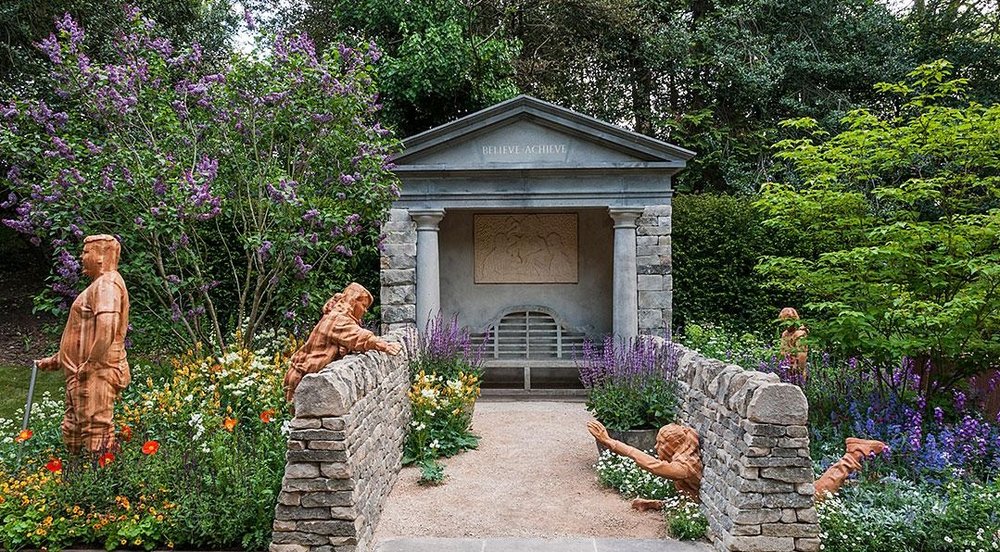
[817,477,1000,552]
[578,337,680,431]
[665,499,708,541]
[0,337,293,551]
[672,193,804,332]
[402,316,483,483]
[594,448,675,500]
[0,8,399,351]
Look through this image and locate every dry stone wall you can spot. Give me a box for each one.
[270,332,411,552]
[650,338,820,552]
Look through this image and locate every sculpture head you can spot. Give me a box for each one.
[779,307,801,330]
[655,423,700,462]
[322,282,374,320]
[779,307,800,321]
[81,234,121,278]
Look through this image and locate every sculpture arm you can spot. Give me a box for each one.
[80,311,119,374]
[608,440,694,481]
[331,318,394,353]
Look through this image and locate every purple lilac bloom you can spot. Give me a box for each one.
[258,240,273,262]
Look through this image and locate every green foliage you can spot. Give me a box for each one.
[0,0,237,97]
[818,477,1000,552]
[673,193,808,331]
[402,370,480,469]
[402,320,484,481]
[679,322,776,367]
[594,449,707,541]
[586,375,680,432]
[416,459,445,486]
[665,500,709,541]
[594,448,675,500]
[757,60,1000,394]
[580,338,681,431]
[290,0,520,135]
[0,9,399,352]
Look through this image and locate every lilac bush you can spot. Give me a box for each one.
[0,8,399,349]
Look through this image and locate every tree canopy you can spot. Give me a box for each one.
[756,60,1000,392]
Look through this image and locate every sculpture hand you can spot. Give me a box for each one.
[587,420,613,446]
[35,356,58,372]
[382,342,402,355]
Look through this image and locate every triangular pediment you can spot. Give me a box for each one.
[394,96,694,171]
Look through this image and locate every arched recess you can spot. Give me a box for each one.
[470,306,593,391]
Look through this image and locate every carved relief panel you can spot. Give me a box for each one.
[474,213,578,284]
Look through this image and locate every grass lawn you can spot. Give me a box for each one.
[0,363,64,421]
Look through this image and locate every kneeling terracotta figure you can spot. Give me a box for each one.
[283,282,402,402]
[589,420,886,509]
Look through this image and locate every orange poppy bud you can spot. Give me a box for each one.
[260,409,275,423]
[223,417,237,432]
[120,425,133,442]
[141,440,159,455]
[15,429,32,443]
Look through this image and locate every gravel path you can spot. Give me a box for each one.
[373,401,667,541]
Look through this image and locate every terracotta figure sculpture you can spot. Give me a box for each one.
[36,235,130,454]
[814,437,887,500]
[588,420,703,509]
[779,307,809,378]
[283,282,402,402]
[589,420,886,508]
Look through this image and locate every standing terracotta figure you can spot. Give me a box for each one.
[814,437,887,500]
[779,307,809,379]
[36,235,130,454]
[283,282,402,402]
[588,420,703,508]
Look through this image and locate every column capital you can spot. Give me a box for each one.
[608,207,643,228]
[410,209,446,231]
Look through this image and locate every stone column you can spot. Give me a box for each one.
[609,208,642,342]
[410,209,445,333]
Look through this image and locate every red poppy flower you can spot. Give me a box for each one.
[45,458,63,473]
[120,425,133,442]
[15,429,32,443]
[223,417,237,432]
[260,409,275,423]
[141,440,159,455]
[98,452,115,468]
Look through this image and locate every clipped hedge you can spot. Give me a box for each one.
[671,193,803,331]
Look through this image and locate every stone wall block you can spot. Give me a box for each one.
[709,366,743,402]
[725,536,795,552]
[295,369,357,418]
[795,538,821,552]
[747,384,808,426]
